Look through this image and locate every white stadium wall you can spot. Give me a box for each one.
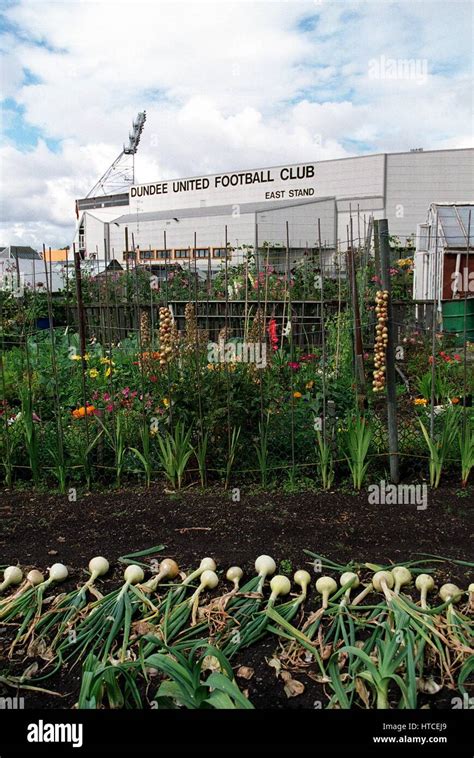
[385,150,474,241]
[76,149,474,260]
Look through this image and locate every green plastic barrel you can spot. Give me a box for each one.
[442,299,474,345]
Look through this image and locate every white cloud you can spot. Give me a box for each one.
[0,0,472,247]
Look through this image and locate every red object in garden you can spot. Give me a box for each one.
[267,318,278,351]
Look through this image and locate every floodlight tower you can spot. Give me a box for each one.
[86,111,147,197]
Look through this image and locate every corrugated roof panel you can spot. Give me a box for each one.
[114,196,335,225]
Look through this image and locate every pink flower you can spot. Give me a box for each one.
[287,361,301,371]
[103,392,110,401]
[105,403,114,412]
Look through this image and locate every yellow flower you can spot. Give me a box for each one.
[305,380,314,389]
[100,357,112,365]
[89,368,99,379]
[105,367,112,378]
[162,397,170,408]
[414,398,428,405]
[293,391,302,399]
[69,353,82,361]
[83,353,90,361]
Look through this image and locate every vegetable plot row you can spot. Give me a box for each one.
[0,553,472,709]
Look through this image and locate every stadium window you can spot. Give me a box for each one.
[174,249,190,259]
[193,248,210,259]
[139,250,154,260]
[212,248,230,258]
[156,249,171,260]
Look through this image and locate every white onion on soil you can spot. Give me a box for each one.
[88,557,109,583]
[269,575,291,604]
[123,565,145,585]
[0,566,23,593]
[183,557,217,586]
[189,570,219,619]
[48,563,69,583]
[294,570,311,599]
[315,576,337,608]
[27,569,44,586]
[340,571,360,603]
[226,566,243,590]
[439,583,462,604]
[255,555,276,593]
[391,566,412,595]
[372,570,394,601]
[415,574,435,609]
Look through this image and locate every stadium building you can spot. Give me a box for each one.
[74,148,474,273]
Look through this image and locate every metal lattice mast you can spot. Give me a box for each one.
[86,111,147,197]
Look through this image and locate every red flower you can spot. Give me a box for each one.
[454,354,461,362]
[267,318,278,352]
[287,361,301,371]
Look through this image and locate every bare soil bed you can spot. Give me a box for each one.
[0,482,472,710]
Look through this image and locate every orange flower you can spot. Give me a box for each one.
[293,391,302,399]
[414,398,428,406]
[72,405,96,418]
[451,397,460,404]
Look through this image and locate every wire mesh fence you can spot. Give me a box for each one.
[0,213,472,491]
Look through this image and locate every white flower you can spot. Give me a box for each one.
[283,321,292,338]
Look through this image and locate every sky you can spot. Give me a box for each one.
[0,0,472,248]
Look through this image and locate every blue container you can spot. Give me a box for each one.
[36,317,51,330]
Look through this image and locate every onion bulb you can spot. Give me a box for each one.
[189,570,219,622]
[294,570,311,600]
[269,575,291,605]
[48,563,69,583]
[439,583,462,604]
[226,566,243,591]
[123,564,144,585]
[183,557,216,586]
[340,571,359,603]
[0,566,23,593]
[315,576,337,608]
[255,555,276,593]
[391,566,412,595]
[372,570,394,601]
[415,574,434,609]
[88,556,109,584]
[145,559,180,591]
[27,569,44,586]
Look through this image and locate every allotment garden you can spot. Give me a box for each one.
[0,243,472,712]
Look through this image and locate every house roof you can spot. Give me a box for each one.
[1,246,41,260]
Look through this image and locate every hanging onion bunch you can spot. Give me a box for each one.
[158,306,178,366]
[373,290,389,393]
